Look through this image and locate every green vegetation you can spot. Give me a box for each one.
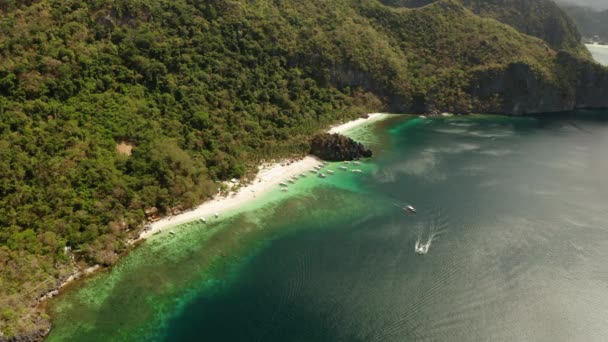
[0,0,605,338]
[559,4,608,44]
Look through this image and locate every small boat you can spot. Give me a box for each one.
[441,112,454,117]
[169,230,176,236]
[280,187,289,192]
[327,170,335,175]
[419,115,427,119]
[319,173,326,178]
[300,173,307,178]
[339,166,348,171]
[310,169,318,174]
[415,241,429,255]
[200,217,207,223]
[288,179,295,184]
[353,161,360,165]
[214,213,219,218]
[344,161,350,164]
[279,182,288,187]
[352,169,363,173]
[406,205,416,213]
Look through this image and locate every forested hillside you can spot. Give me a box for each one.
[559,4,608,43]
[0,0,607,339]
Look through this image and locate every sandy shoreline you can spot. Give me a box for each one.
[137,155,321,239]
[137,113,390,240]
[329,112,388,134]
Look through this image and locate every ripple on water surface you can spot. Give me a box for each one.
[49,113,608,342]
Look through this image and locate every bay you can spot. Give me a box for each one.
[48,112,608,342]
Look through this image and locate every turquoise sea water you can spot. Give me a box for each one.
[47,49,608,341]
[48,111,608,341]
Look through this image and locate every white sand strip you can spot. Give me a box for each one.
[137,156,320,240]
[137,113,392,241]
[329,113,392,134]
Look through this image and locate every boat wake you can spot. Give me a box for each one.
[413,207,449,256]
[414,231,436,255]
[414,239,430,255]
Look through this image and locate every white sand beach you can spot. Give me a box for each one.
[329,113,390,134]
[137,113,392,240]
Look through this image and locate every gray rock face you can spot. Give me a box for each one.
[469,62,571,115]
[310,133,372,161]
[466,53,608,115]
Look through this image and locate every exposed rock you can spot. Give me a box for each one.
[310,134,372,161]
[0,326,49,342]
[465,52,608,115]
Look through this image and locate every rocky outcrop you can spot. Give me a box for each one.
[468,63,572,115]
[310,134,372,161]
[465,53,608,115]
[0,327,49,342]
[558,52,608,109]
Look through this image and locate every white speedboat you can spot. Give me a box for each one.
[200,217,207,223]
[353,161,360,165]
[406,205,416,213]
[415,241,429,255]
[280,188,289,192]
[319,173,326,178]
[327,170,335,175]
[339,166,348,171]
[352,169,363,173]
